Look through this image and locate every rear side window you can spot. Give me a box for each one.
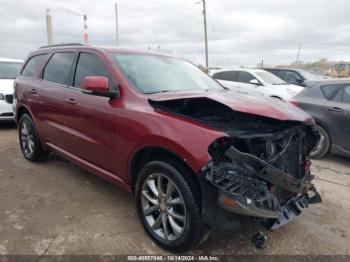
[73,53,114,89]
[22,54,47,77]
[219,71,237,81]
[42,52,75,85]
[321,84,341,99]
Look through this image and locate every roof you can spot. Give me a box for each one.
[212,68,267,73]
[35,43,172,57]
[0,58,23,63]
[307,78,350,86]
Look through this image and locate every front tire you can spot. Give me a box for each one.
[310,125,330,159]
[18,114,47,161]
[135,160,205,253]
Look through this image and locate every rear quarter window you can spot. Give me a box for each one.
[21,54,47,77]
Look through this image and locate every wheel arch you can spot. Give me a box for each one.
[129,145,202,204]
[314,120,332,146]
[16,105,33,123]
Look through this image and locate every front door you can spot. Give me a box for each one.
[62,52,119,173]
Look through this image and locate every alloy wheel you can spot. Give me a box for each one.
[141,173,186,241]
[20,120,35,158]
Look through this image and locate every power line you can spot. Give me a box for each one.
[120,0,201,11]
[118,3,202,24]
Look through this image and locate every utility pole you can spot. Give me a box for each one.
[115,3,119,46]
[296,43,302,63]
[45,8,53,45]
[83,15,89,44]
[202,0,208,70]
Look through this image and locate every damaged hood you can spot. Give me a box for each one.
[149,90,313,123]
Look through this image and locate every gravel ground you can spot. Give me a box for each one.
[0,122,349,255]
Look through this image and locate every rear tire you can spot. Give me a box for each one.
[135,160,205,253]
[310,125,330,159]
[18,114,48,161]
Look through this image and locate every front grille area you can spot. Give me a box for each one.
[5,94,13,104]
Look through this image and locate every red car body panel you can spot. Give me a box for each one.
[14,46,313,194]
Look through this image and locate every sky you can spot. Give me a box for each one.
[1,0,350,67]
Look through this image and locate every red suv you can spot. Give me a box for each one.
[14,44,321,252]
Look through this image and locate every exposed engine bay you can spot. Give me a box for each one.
[150,97,322,230]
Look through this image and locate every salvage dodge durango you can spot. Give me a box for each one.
[14,44,322,252]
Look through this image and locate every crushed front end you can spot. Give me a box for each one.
[149,96,322,231]
[202,119,322,230]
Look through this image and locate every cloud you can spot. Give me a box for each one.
[0,0,350,66]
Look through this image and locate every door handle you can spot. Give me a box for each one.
[29,88,37,94]
[65,98,77,105]
[327,107,343,113]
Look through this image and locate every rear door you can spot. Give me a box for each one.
[323,84,350,150]
[25,52,75,147]
[62,51,119,173]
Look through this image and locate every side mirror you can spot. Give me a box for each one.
[249,79,260,85]
[82,76,118,98]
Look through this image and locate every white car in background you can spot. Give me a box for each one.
[210,68,304,101]
[0,58,23,122]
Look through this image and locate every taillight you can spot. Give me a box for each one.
[290,99,298,106]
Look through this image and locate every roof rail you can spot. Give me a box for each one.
[39,43,86,49]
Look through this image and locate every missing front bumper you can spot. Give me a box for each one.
[202,149,322,227]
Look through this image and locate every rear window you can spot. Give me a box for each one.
[22,54,47,77]
[42,52,75,85]
[0,62,22,79]
[320,84,341,99]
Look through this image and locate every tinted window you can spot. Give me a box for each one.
[0,62,22,79]
[212,72,222,79]
[332,88,343,102]
[321,85,341,100]
[22,54,47,77]
[237,71,255,83]
[43,52,75,85]
[74,53,114,89]
[281,71,303,84]
[343,86,350,103]
[219,71,237,81]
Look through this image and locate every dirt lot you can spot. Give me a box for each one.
[0,122,349,255]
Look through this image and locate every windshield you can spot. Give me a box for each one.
[255,71,286,85]
[0,62,22,79]
[110,54,223,94]
[297,69,325,80]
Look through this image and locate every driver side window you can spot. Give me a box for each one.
[74,53,115,90]
[282,71,302,84]
[237,71,255,83]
